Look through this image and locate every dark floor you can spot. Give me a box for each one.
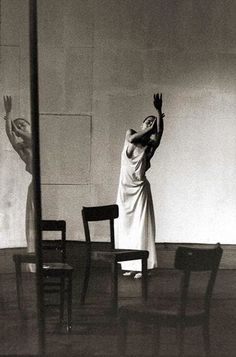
[1,267,236,356]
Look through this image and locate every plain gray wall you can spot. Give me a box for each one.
[1,0,236,246]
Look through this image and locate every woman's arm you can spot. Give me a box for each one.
[146,114,164,160]
[146,93,165,160]
[149,112,164,146]
[3,96,18,149]
[3,96,27,162]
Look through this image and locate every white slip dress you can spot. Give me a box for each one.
[115,139,157,271]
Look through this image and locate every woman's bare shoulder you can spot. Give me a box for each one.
[126,128,136,137]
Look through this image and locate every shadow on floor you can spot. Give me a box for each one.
[1,268,236,356]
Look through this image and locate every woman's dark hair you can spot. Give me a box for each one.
[13,117,31,126]
[143,115,156,123]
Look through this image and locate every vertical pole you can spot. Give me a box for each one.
[111,259,118,314]
[142,257,148,302]
[29,0,45,354]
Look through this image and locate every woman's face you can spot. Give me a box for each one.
[141,116,155,130]
[13,119,31,134]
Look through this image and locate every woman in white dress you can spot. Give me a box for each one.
[3,96,35,272]
[115,93,164,279]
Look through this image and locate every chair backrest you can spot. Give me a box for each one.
[41,220,66,262]
[174,244,223,316]
[82,205,119,249]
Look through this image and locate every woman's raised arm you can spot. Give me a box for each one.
[3,96,16,147]
[3,96,26,160]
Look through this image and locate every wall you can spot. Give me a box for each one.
[1,0,236,248]
[0,0,31,248]
[39,0,236,244]
[37,0,94,242]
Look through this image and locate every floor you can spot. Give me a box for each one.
[1,267,236,356]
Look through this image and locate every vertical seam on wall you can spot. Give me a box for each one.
[89,114,92,194]
[19,46,21,115]
[0,0,1,87]
[89,0,95,200]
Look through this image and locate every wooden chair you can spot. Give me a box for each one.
[13,220,74,332]
[80,204,149,312]
[118,244,223,356]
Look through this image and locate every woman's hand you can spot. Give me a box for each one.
[153,93,162,111]
[3,96,12,115]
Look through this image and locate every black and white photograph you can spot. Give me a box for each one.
[1,0,236,356]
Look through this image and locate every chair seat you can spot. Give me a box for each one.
[92,249,149,263]
[42,263,74,276]
[13,254,73,272]
[119,303,207,327]
[13,253,36,264]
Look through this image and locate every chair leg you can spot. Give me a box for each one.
[177,324,184,357]
[67,273,72,333]
[111,261,118,313]
[118,313,128,356]
[14,258,23,310]
[59,276,65,323]
[203,320,210,356]
[141,258,148,302]
[152,324,161,356]
[80,253,91,304]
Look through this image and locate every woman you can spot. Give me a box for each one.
[3,96,35,272]
[115,93,164,279]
